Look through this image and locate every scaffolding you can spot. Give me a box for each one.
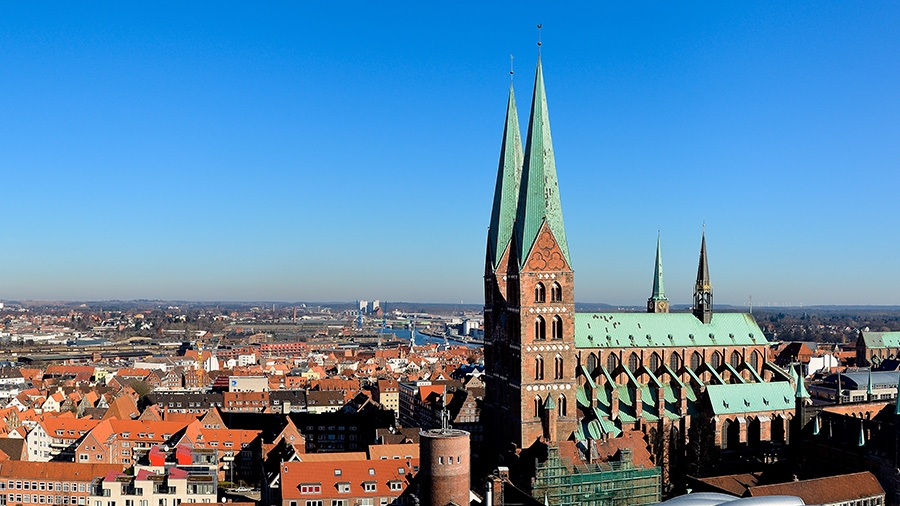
[532,445,661,506]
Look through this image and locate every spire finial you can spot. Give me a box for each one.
[537,24,542,53]
[510,54,515,83]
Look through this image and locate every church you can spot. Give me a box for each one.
[482,55,800,493]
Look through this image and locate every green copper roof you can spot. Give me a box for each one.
[706,381,794,416]
[574,312,767,349]
[860,331,900,349]
[486,83,523,270]
[514,57,570,267]
[650,233,666,301]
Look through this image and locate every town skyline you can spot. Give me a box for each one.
[2,3,899,305]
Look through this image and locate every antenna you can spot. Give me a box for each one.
[537,24,543,53]
[748,294,753,314]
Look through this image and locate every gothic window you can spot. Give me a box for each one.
[535,356,544,380]
[534,396,541,418]
[669,352,680,372]
[587,353,598,374]
[534,283,546,303]
[535,316,546,340]
[558,395,567,417]
[628,353,639,373]
[750,350,761,371]
[730,351,741,368]
[551,316,563,340]
[649,353,661,372]
[551,283,562,302]
[554,355,564,380]
[691,352,702,371]
[711,352,722,370]
[607,354,619,372]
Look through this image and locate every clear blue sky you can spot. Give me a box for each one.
[1,2,898,305]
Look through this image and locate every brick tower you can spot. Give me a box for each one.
[484,57,577,453]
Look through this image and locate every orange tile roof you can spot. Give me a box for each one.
[281,458,417,500]
[0,461,122,481]
[749,472,884,503]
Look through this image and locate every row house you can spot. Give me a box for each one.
[177,420,260,482]
[76,420,191,466]
[279,458,418,506]
[99,464,217,506]
[145,392,225,414]
[222,391,269,412]
[25,418,101,462]
[0,461,122,506]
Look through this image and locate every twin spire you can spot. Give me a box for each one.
[486,56,714,322]
[486,56,570,271]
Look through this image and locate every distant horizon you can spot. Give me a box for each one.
[3,298,900,311]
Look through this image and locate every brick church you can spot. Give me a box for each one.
[482,56,800,490]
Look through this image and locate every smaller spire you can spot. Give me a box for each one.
[867,368,874,399]
[648,232,669,313]
[543,393,556,410]
[795,371,810,399]
[693,229,713,324]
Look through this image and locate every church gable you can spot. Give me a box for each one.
[523,221,570,273]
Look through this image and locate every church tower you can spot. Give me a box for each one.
[485,56,577,453]
[647,233,669,313]
[693,231,713,324]
[483,78,524,454]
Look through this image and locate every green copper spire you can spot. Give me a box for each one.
[867,368,874,399]
[487,83,524,270]
[651,233,666,301]
[795,371,810,399]
[514,57,570,267]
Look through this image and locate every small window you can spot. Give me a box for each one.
[333,469,342,476]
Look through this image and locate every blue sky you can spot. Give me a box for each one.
[1,2,898,305]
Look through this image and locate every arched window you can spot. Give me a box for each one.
[730,351,741,368]
[587,353,598,374]
[628,353,640,373]
[711,352,722,370]
[551,283,562,302]
[551,316,563,340]
[750,350,761,371]
[649,352,661,372]
[691,352,702,371]
[534,396,541,418]
[554,355,564,380]
[534,283,546,303]
[669,352,680,372]
[558,395,567,417]
[535,356,544,380]
[607,354,619,372]
[535,316,546,340]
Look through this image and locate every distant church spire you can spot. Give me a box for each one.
[486,81,524,270]
[647,232,669,313]
[693,229,713,324]
[514,56,570,267]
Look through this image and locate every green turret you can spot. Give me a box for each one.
[647,233,669,313]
